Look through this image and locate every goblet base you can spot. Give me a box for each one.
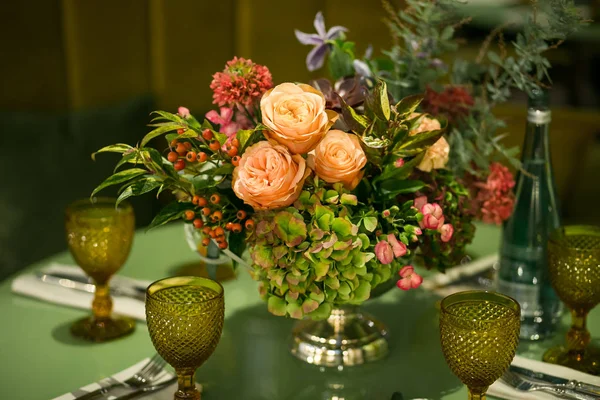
[174,388,200,400]
[543,344,600,375]
[71,315,135,342]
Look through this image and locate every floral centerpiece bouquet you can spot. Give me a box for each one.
[92,1,585,324]
[93,57,451,320]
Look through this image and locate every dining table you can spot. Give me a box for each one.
[1,221,599,400]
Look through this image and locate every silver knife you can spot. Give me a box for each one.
[36,271,146,302]
[510,365,600,397]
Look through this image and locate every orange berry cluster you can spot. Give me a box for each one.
[167,128,241,172]
[168,138,208,171]
[184,193,254,250]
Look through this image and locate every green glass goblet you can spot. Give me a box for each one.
[543,225,600,375]
[439,290,521,400]
[65,197,136,342]
[146,276,225,400]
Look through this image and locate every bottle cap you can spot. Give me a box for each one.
[527,87,551,124]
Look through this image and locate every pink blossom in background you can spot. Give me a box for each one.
[178,106,190,118]
[375,240,394,265]
[387,234,407,258]
[395,158,405,168]
[474,162,516,225]
[396,265,423,290]
[439,224,454,242]
[210,57,273,107]
[420,203,444,230]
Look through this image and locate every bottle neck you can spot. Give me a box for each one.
[522,118,551,162]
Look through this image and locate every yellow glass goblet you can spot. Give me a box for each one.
[65,197,136,342]
[146,276,224,400]
[543,225,600,375]
[439,290,521,400]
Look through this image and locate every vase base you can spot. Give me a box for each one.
[290,306,389,367]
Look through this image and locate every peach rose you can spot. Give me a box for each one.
[408,113,449,172]
[261,82,338,154]
[307,130,367,190]
[232,141,310,210]
[409,112,441,136]
[417,136,449,172]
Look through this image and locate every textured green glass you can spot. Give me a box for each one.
[146,276,224,400]
[65,197,136,342]
[543,225,600,375]
[440,291,521,400]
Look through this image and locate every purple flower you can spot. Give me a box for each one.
[295,11,347,72]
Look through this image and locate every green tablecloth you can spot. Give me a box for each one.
[1,222,598,399]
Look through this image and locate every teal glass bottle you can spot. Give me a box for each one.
[496,89,563,341]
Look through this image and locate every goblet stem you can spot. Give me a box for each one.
[175,368,200,400]
[92,282,113,320]
[468,388,486,400]
[567,308,591,352]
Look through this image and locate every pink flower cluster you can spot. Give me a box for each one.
[210,57,273,107]
[414,196,454,242]
[397,266,423,291]
[473,162,516,225]
[375,234,408,265]
[374,235,423,290]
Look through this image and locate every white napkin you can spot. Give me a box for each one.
[51,358,194,400]
[488,354,600,399]
[11,263,150,321]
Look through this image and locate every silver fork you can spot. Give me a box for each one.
[501,370,597,400]
[75,354,166,400]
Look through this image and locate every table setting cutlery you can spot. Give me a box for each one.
[53,356,181,400]
[36,270,147,302]
[75,354,166,400]
[12,263,150,321]
[501,370,597,400]
[509,365,600,397]
[487,355,600,399]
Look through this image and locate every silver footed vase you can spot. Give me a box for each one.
[290,304,389,367]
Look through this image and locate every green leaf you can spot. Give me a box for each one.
[362,217,378,232]
[307,302,332,320]
[302,298,319,314]
[286,302,303,319]
[147,201,192,230]
[487,51,502,65]
[114,151,141,172]
[150,110,186,124]
[267,296,287,317]
[374,153,424,184]
[91,168,148,198]
[213,131,228,146]
[273,211,307,247]
[441,26,454,41]
[314,261,330,280]
[351,281,371,303]
[338,95,370,133]
[379,180,427,200]
[210,164,235,176]
[394,94,423,117]
[328,43,355,80]
[141,123,183,147]
[116,177,162,207]
[373,79,391,121]
[331,218,352,237]
[91,143,133,161]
